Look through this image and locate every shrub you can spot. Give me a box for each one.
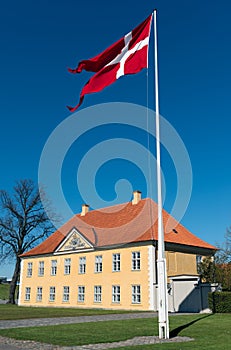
[208,292,231,313]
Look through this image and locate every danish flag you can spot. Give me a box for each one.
[67,14,153,112]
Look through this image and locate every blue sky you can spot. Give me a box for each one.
[1,0,231,277]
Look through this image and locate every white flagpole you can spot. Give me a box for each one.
[153,9,169,339]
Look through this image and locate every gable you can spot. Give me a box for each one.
[55,227,94,253]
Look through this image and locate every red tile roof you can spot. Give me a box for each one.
[21,198,217,257]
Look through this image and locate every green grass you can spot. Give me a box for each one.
[0,314,230,349]
[0,283,9,300]
[0,304,141,320]
[0,283,19,301]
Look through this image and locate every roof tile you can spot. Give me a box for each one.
[21,198,217,257]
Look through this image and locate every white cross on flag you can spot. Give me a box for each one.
[67,14,153,112]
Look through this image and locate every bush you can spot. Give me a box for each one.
[208,292,231,313]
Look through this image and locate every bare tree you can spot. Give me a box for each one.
[216,228,231,264]
[0,179,56,304]
[212,229,231,291]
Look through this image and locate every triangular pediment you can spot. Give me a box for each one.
[55,227,93,253]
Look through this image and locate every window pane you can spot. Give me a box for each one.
[112,253,120,271]
[132,285,141,304]
[79,257,86,274]
[25,287,31,301]
[38,261,44,276]
[132,251,140,270]
[95,255,102,272]
[63,286,70,302]
[64,258,71,275]
[112,285,120,303]
[27,262,33,277]
[37,287,43,301]
[94,285,102,302]
[78,286,85,302]
[49,286,56,301]
[51,260,57,275]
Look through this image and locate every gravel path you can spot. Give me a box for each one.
[0,335,193,350]
[0,313,157,330]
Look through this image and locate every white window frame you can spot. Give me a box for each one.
[78,286,85,302]
[64,258,71,275]
[112,253,120,272]
[27,262,33,277]
[49,286,56,301]
[132,285,141,304]
[112,285,120,303]
[25,287,31,301]
[51,260,57,276]
[63,286,70,302]
[95,255,103,273]
[79,256,86,274]
[36,287,43,301]
[38,261,44,276]
[94,285,102,303]
[132,251,141,271]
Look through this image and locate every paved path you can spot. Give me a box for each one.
[0,313,193,350]
[0,312,157,330]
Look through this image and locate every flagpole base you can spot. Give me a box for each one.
[159,322,169,340]
[157,258,169,339]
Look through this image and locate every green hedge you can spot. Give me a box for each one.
[208,292,231,313]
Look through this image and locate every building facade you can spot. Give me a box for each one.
[19,192,216,311]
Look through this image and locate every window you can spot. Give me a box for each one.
[64,258,71,275]
[38,261,44,276]
[132,285,141,304]
[63,286,70,302]
[78,286,85,302]
[49,286,56,301]
[112,253,120,272]
[36,287,43,301]
[132,251,140,270]
[94,285,102,303]
[79,257,86,274]
[27,262,33,277]
[196,255,202,274]
[25,287,31,301]
[51,260,57,276]
[95,255,102,273]
[112,285,120,303]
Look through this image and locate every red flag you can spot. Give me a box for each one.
[67,14,153,112]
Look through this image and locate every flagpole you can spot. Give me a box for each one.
[153,9,169,339]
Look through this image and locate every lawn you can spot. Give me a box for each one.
[0,283,10,300]
[0,304,141,320]
[0,314,230,349]
[0,283,19,301]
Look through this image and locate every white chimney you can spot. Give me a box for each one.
[132,190,142,205]
[81,204,89,216]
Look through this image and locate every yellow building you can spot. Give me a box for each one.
[19,191,216,311]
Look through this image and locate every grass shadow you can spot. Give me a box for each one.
[170,314,213,338]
